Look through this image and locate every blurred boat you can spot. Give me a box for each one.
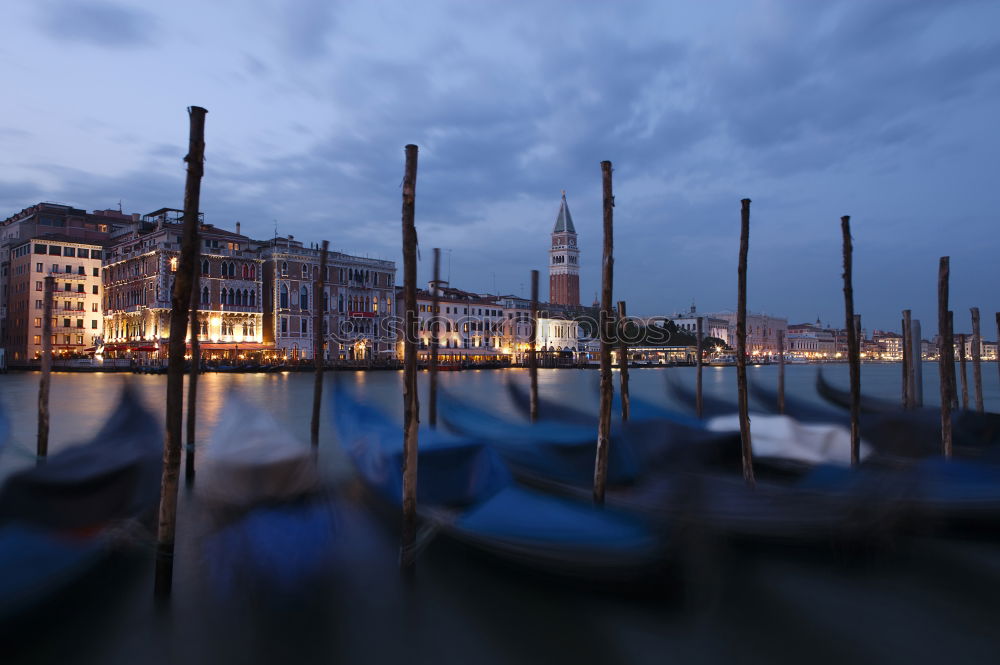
[0,388,161,619]
[333,389,667,580]
[196,395,339,595]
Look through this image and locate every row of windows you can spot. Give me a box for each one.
[202,287,258,307]
[418,304,502,316]
[278,262,393,287]
[201,260,257,279]
[33,244,101,259]
[33,335,88,346]
[33,317,100,330]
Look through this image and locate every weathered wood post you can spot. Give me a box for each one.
[400,144,420,570]
[428,248,440,428]
[938,257,953,458]
[37,275,55,463]
[902,310,912,409]
[594,160,615,504]
[155,105,207,598]
[310,240,330,447]
[971,308,984,413]
[617,301,630,422]
[948,311,959,410]
[736,199,755,486]
[185,253,201,483]
[958,332,969,411]
[695,315,704,419]
[912,319,924,407]
[776,328,785,415]
[529,269,539,423]
[841,216,861,466]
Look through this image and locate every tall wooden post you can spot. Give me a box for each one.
[912,319,924,407]
[185,270,201,483]
[594,160,615,505]
[736,199,755,486]
[310,240,330,447]
[776,329,785,415]
[400,144,420,570]
[617,301,630,422]
[37,275,54,463]
[428,248,440,428]
[155,106,207,598]
[958,332,969,411]
[529,270,539,423]
[902,310,912,409]
[971,308,984,413]
[841,216,861,467]
[938,257,953,458]
[695,316,704,419]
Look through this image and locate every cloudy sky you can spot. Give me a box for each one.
[2,0,998,332]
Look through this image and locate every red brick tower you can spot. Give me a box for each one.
[548,191,580,306]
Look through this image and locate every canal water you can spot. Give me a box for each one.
[3,364,1000,664]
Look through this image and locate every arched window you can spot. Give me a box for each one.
[281,261,288,276]
[300,286,308,310]
[249,290,256,307]
[250,265,256,280]
[279,284,288,308]
[302,265,308,278]
[219,261,226,277]
[235,289,243,306]
[242,264,248,279]
[228,262,235,278]
[201,259,209,274]
[338,294,344,312]
[227,288,235,305]
[201,286,209,304]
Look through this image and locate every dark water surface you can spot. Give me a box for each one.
[2,364,1000,664]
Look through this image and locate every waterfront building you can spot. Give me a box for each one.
[872,330,904,359]
[259,236,395,361]
[0,203,136,353]
[102,209,266,361]
[669,305,731,345]
[705,311,788,356]
[548,192,580,307]
[786,321,838,358]
[3,235,107,363]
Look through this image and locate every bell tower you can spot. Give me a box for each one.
[549,191,580,306]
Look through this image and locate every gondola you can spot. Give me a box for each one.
[0,388,161,619]
[332,389,667,580]
[814,369,1000,455]
[196,395,340,595]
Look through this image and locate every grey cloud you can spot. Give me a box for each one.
[36,1,156,48]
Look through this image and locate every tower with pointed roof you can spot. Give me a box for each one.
[549,191,580,306]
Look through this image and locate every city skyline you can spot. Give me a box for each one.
[2,1,998,332]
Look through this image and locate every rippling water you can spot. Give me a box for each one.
[3,363,1000,665]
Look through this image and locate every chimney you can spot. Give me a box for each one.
[236,221,241,236]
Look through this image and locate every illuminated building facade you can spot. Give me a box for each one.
[549,192,580,307]
[4,236,106,363]
[102,209,265,360]
[260,237,395,361]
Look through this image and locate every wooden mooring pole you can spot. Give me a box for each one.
[912,319,924,407]
[529,269,539,423]
[400,144,420,570]
[695,316,704,419]
[617,301,630,422]
[310,240,329,447]
[776,329,785,415]
[428,248,440,428]
[958,332,969,411]
[971,308,984,413]
[185,266,201,483]
[37,275,54,463]
[594,160,615,505]
[155,105,207,599]
[736,199,755,486]
[902,310,912,409]
[938,257,953,458]
[841,216,861,466]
